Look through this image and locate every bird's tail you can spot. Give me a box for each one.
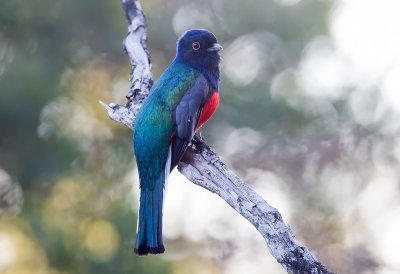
[134,173,165,256]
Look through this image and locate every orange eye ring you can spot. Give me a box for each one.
[192,42,201,50]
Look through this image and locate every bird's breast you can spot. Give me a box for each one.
[196,92,219,131]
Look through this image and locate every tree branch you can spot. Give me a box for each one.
[100,1,333,273]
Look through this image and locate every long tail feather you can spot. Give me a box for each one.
[134,173,165,255]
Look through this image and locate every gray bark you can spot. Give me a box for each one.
[100,1,333,273]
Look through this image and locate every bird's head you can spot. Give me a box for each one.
[175,29,222,71]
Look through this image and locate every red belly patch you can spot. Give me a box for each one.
[196,92,219,131]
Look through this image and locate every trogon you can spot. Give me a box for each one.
[133,29,222,255]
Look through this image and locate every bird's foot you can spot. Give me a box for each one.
[192,133,210,152]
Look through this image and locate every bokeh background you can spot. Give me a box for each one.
[1,0,400,273]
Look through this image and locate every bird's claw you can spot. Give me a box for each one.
[196,132,204,141]
[192,133,210,152]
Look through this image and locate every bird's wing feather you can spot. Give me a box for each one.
[171,75,210,170]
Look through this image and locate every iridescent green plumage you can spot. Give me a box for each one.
[134,63,200,188]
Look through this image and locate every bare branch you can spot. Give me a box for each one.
[101,0,153,129]
[121,0,153,101]
[100,1,333,273]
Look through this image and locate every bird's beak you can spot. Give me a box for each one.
[208,43,223,52]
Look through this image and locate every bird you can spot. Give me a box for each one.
[133,29,222,255]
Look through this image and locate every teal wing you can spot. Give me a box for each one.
[170,75,211,170]
[133,63,201,190]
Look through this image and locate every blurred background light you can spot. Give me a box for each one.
[81,219,120,262]
[0,35,14,78]
[0,169,23,219]
[331,0,400,83]
[297,36,352,100]
[172,3,213,35]
[273,0,302,7]
[224,34,267,86]
[381,64,400,112]
[224,32,284,87]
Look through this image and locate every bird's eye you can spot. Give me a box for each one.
[192,42,201,51]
